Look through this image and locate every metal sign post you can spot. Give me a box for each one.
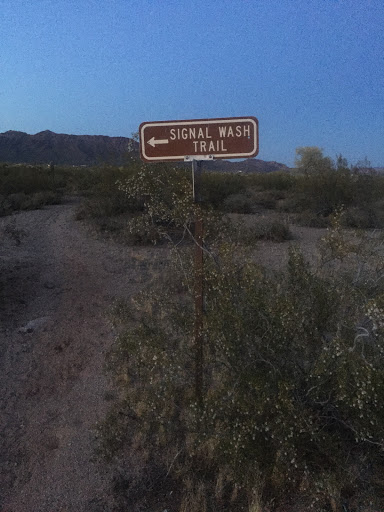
[192,158,204,407]
[139,116,259,407]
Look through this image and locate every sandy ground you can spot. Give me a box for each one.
[230,212,327,270]
[0,198,166,512]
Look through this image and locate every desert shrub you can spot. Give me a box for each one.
[0,162,115,202]
[222,189,284,214]
[295,146,334,175]
[201,172,246,208]
[247,171,295,191]
[290,173,384,229]
[202,172,293,212]
[255,219,292,241]
[279,169,384,228]
[0,164,63,214]
[278,191,306,214]
[0,193,28,215]
[342,207,378,229]
[238,219,293,243]
[286,149,384,226]
[98,176,384,511]
[0,164,53,195]
[116,163,230,245]
[28,190,60,208]
[251,189,286,209]
[223,192,254,213]
[77,191,139,220]
[0,190,61,216]
[296,169,355,215]
[294,210,331,228]
[76,163,143,220]
[100,242,384,510]
[353,173,384,207]
[52,166,103,194]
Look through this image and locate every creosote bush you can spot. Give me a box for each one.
[253,219,292,242]
[247,171,295,192]
[283,149,384,227]
[222,192,254,214]
[201,172,247,208]
[97,170,384,512]
[75,163,143,222]
[116,163,231,245]
[0,163,62,214]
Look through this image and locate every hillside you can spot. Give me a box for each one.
[199,157,289,173]
[0,130,137,166]
[0,130,288,172]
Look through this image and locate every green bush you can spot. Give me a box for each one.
[0,164,63,214]
[76,163,143,218]
[247,171,295,191]
[100,239,384,510]
[252,188,285,209]
[342,207,378,229]
[0,164,53,195]
[278,168,384,228]
[296,169,355,215]
[237,218,293,243]
[201,172,246,208]
[353,173,384,207]
[0,190,61,216]
[222,192,254,213]
[114,163,230,246]
[222,189,284,214]
[287,148,384,225]
[294,211,331,228]
[256,219,292,241]
[98,170,384,511]
[52,166,103,194]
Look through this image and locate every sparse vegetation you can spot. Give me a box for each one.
[94,162,384,512]
[279,149,384,228]
[2,147,384,510]
[234,216,293,244]
[2,148,384,231]
[0,163,62,215]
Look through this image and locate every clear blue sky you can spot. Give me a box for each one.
[1,0,383,166]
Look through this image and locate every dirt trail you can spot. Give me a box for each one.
[0,199,160,511]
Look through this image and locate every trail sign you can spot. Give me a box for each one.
[139,116,259,162]
[139,116,259,405]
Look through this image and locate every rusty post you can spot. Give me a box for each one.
[193,159,204,407]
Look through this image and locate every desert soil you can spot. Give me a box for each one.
[0,200,326,512]
[0,198,167,512]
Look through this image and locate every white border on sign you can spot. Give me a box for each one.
[140,117,258,161]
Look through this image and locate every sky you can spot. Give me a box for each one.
[1,0,383,167]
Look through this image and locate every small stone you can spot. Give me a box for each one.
[18,316,51,334]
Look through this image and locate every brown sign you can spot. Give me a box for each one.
[139,116,259,162]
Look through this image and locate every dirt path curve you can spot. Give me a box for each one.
[0,199,157,512]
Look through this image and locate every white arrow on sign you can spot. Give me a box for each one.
[148,136,169,148]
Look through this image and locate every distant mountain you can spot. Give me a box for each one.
[0,130,137,166]
[199,158,289,173]
[0,130,289,172]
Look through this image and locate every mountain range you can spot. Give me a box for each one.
[0,130,133,166]
[0,129,288,172]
